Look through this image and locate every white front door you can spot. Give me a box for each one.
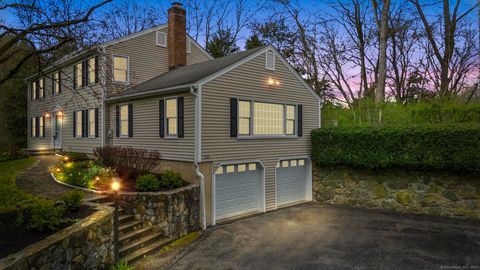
[51,114,62,149]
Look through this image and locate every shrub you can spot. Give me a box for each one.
[84,163,113,190]
[94,146,160,179]
[29,200,66,231]
[63,152,90,162]
[136,174,160,192]
[311,124,480,173]
[61,190,84,211]
[0,148,28,162]
[160,170,183,189]
[110,260,133,270]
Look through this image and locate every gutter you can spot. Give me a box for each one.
[191,85,206,230]
[105,84,194,103]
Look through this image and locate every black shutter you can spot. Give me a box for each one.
[35,80,39,100]
[73,66,77,90]
[73,111,77,137]
[82,61,87,86]
[58,72,62,93]
[230,98,238,137]
[42,116,45,137]
[178,97,184,138]
[95,108,99,138]
[51,76,55,95]
[84,110,89,138]
[31,82,34,100]
[35,117,39,138]
[95,56,99,83]
[297,104,303,137]
[115,105,120,137]
[159,100,165,137]
[128,104,133,138]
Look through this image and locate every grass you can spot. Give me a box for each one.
[0,157,43,213]
[159,232,200,253]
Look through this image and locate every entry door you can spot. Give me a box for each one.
[51,114,62,149]
[276,159,308,206]
[214,163,262,221]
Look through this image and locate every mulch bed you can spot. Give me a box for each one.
[0,205,96,259]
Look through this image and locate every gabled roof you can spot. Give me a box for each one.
[108,46,266,100]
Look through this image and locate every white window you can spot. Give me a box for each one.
[266,51,275,70]
[31,81,37,100]
[156,31,167,47]
[298,159,305,166]
[291,160,297,167]
[186,39,191,53]
[89,109,96,137]
[254,102,284,135]
[53,72,60,95]
[39,78,44,98]
[238,164,246,172]
[31,117,36,137]
[113,56,128,83]
[248,163,256,171]
[166,98,177,136]
[238,100,251,135]
[120,105,129,137]
[215,166,224,175]
[286,105,295,135]
[39,116,44,137]
[75,111,83,137]
[88,57,96,85]
[75,62,83,88]
[226,165,235,173]
[282,160,289,168]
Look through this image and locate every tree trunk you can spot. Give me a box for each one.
[375,0,390,104]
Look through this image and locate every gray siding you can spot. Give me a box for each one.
[28,55,103,153]
[201,52,320,211]
[106,91,194,161]
[105,28,210,96]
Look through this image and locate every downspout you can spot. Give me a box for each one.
[191,85,206,230]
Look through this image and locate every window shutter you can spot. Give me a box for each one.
[42,117,45,138]
[73,66,77,90]
[35,117,39,138]
[83,110,88,138]
[51,76,55,95]
[58,72,62,93]
[159,100,165,137]
[230,98,238,137]
[35,80,39,100]
[297,105,303,137]
[178,97,184,138]
[128,104,133,138]
[95,56,99,83]
[115,105,120,137]
[95,108,99,138]
[73,111,77,137]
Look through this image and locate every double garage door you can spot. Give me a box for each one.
[214,159,308,222]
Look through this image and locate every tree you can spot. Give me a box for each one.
[245,33,264,50]
[206,29,240,58]
[0,0,111,87]
[371,0,391,104]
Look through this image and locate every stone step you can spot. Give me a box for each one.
[119,214,134,223]
[119,232,164,257]
[119,226,154,245]
[119,220,143,234]
[124,237,173,264]
[84,195,111,204]
[23,149,58,156]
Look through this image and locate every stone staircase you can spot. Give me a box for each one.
[23,148,58,156]
[86,195,173,264]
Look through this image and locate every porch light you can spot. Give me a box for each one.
[57,111,63,116]
[267,77,275,85]
[111,181,121,192]
[45,113,51,119]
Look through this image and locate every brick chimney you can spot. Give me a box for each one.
[168,2,186,70]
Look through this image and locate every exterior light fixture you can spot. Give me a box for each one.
[57,111,63,116]
[267,77,275,85]
[45,113,51,119]
[275,80,280,85]
[111,181,120,192]
[63,156,69,161]
[55,167,61,172]
[111,177,121,263]
[95,176,100,181]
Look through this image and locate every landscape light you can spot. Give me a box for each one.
[111,181,121,192]
[95,176,100,181]
[63,156,69,161]
[55,167,61,172]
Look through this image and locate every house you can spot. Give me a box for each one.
[26,3,321,227]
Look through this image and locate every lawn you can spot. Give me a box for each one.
[0,158,41,213]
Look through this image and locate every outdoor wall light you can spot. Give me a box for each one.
[56,111,63,116]
[267,77,280,86]
[95,176,100,181]
[45,113,51,119]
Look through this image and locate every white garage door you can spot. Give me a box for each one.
[215,163,262,221]
[276,159,307,206]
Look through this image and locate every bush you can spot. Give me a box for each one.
[0,148,28,162]
[94,146,160,179]
[29,200,66,231]
[110,260,133,270]
[61,190,84,211]
[136,174,160,192]
[311,124,480,173]
[160,170,183,189]
[62,152,90,162]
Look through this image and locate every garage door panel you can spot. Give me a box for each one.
[215,163,262,221]
[276,160,307,206]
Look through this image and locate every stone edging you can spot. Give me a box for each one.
[0,203,114,269]
[50,172,199,195]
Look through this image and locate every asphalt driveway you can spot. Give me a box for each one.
[169,203,480,270]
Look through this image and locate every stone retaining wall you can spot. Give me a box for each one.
[117,184,200,239]
[0,203,114,270]
[313,165,480,219]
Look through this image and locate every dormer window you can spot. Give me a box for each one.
[266,51,275,70]
[156,31,167,47]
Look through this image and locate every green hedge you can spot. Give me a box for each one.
[311,124,480,173]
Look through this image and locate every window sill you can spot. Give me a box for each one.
[236,135,298,140]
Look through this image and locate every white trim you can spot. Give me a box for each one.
[156,30,167,47]
[265,50,275,70]
[112,54,130,85]
[101,24,167,47]
[106,84,192,102]
[211,160,265,225]
[164,96,179,138]
[118,104,130,138]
